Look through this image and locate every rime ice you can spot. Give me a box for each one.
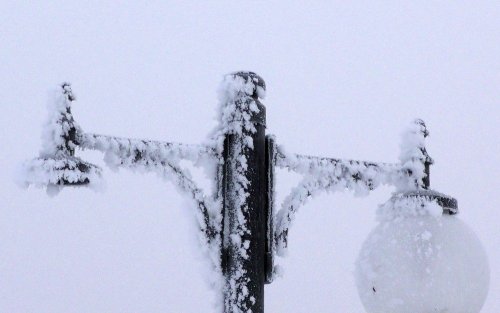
[18,75,489,313]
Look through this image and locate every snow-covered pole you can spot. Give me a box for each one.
[218,72,267,313]
[21,73,485,313]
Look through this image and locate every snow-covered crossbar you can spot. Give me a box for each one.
[20,74,434,313]
[79,133,216,165]
[272,118,432,255]
[20,83,221,247]
[77,133,219,242]
[274,119,432,256]
[274,150,403,255]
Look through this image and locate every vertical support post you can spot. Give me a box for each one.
[41,83,79,159]
[416,119,433,189]
[264,135,276,284]
[399,119,433,191]
[220,72,267,313]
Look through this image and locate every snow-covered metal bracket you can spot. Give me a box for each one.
[20,73,458,313]
[271,118,458,256]
[274,119,458,255]
[19,83,219,245]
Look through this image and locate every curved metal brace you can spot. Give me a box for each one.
[30,83,221,246]
[272,119,432,256]
[75,131,220,245]
[274,156,402,255]
[139,157,219,243]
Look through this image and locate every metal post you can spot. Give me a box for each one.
[416,119,432,190]
[21,73,468,313]
[221,72,267,313]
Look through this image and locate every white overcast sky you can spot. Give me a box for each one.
[1,1,499,312]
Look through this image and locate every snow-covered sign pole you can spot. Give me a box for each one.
[20,72,489,313]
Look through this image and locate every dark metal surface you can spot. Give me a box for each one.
[264,135,276,284]
[218,72,268,313]
[416,119,433,189]
[399,189,458,215]
[220,71,267,313]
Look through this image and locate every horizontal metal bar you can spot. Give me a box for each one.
[78,133,218,164]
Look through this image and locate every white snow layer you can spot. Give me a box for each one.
[18,84,103,194]
[398,118,432,192]
[356,196,490,313]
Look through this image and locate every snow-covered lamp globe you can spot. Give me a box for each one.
[355,190,489,313]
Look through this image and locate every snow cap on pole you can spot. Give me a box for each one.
[218,71,266,103]
[213,71,267,149]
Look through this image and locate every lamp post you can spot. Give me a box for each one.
[20,72,489,313]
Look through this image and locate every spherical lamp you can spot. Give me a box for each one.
[355,190,489,313]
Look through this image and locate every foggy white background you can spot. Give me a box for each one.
[1,2,498,312]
